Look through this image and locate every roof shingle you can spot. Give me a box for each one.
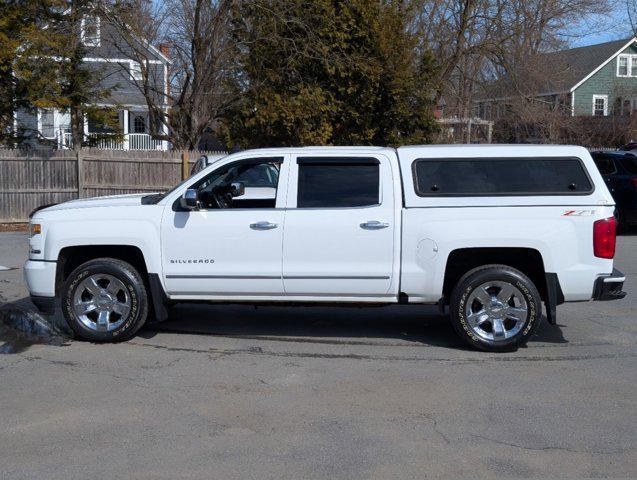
[478,38,635,100]
[538,38,632,93]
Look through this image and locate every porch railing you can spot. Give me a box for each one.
[129,133,165,150]
[60,132,167,151]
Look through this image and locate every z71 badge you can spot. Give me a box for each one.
[563,209,595,216]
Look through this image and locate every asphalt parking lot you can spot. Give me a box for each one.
[0,231,636,479]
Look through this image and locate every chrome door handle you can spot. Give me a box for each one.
[360,220,389,230]
[250,221,278,230]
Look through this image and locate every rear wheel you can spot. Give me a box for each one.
[449,265,542,352]
[61,258,149,342]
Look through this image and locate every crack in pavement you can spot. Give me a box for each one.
[0,357,27,370]
[145,327,637,349]
[128,340,637,364]
[420,413,452,445]
[139,357,183,370]
[146,327,461,348]
[470,433,631,455]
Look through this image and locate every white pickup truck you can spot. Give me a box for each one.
[25,145,626,351]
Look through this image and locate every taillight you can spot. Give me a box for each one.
[593,217,616,259]
[631,178,637,190]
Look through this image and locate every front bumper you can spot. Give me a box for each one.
[23,259,57,297]
[593,268,627,301]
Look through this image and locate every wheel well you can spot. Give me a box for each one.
[442,248,547,303]
[56,245,148,293]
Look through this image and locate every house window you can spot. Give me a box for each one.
[88,110,119,133]
[133,115,146,133]
[593,95,608,116]
[81,15,100,47]
[622,99,631,116]
[477,103,492,120]
[618,55,629,76]
[130,62,143,81]
[618,98,637,116]
[617,54,637,77]
[39,109,55,139]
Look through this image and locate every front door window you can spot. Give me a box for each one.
[194,158,281,209]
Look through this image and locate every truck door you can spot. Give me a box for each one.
[161,155,289,297]
[282,154,395,297]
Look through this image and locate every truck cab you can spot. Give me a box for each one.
[163,147,400,301]
[25,145,626,351]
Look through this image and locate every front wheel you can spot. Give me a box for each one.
[61,258,149,342]
[449,265,542,352]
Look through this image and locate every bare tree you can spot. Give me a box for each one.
[411,0,612,123]
[412,0,506,112]
[628,0,637,36]
[105,0,238,150]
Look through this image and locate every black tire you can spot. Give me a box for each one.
[449,264,542,352]
[61,258,149,342]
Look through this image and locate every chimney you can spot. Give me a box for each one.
[159,43,170,59]
[159,43,171,100]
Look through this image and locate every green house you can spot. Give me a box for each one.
[477,38,637,119]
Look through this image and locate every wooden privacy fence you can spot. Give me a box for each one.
[0,148,226,222]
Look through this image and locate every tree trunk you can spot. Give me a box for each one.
[71,106,84,148]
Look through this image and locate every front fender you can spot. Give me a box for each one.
[40,209,163,274]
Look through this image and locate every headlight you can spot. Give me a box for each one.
[29,223,41,237]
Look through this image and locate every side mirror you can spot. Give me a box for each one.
[180,189,199,210]
[230,182,245,197]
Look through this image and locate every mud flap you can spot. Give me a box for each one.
[148,273,170,323]
[544,273,564,326]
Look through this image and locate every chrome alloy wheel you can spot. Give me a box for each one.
[72,274,131,332]
[465,281,528,342]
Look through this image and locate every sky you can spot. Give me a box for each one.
[571,4,631,47]
[147,0,631,49]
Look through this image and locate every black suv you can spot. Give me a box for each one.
[591,151,637,231]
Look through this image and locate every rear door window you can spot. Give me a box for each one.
[412,157,593,196]
[297,157,380,208]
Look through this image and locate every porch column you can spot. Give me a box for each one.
[162,107,169,150]
[123,109,129,150]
